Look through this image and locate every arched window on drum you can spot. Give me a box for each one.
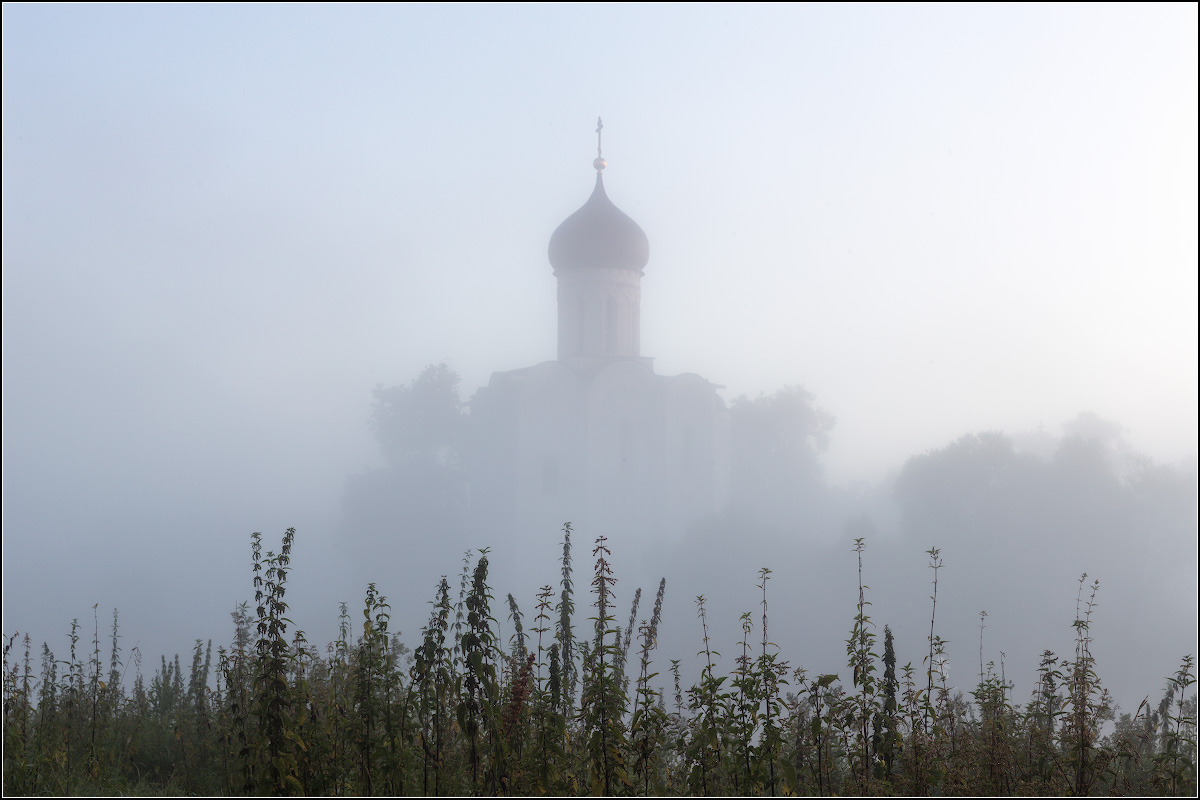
[605,296,618,354]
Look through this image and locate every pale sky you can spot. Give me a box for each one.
[7,4,1194,489]
[2,3,1196,689]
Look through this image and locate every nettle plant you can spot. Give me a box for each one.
[3,526,1195,797]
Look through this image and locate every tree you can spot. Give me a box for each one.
[728,385,835,515]
[892,431,1032,545]
[890,421,1196,725]
[369,363,464,469]
[340,363,469,589]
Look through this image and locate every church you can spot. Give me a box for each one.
[468,122,730,551]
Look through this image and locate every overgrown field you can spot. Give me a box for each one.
[3,525,1195,796]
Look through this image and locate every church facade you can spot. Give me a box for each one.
[468,135,729,549]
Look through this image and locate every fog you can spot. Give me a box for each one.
[3,4,1196,718]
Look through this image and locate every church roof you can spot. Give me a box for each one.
[547,169,650,273]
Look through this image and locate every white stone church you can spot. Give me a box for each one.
[467,131,730,551]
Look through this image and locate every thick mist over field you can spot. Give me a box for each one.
[3,3,1196,720]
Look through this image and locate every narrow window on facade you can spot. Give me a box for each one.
[542,454,560,495]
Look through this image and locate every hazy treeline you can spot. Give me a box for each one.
[340,366,1197,713]
[3,525,1195,796]
[6,366,1193,796]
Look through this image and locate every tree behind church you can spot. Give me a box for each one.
[728,385,836,520]
[369,362,465,470]
[340,364,469,583]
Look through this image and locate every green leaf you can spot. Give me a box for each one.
[284,729,308,752]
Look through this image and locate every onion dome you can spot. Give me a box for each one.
[548,160,649,273]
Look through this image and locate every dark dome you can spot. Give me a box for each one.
[548,173,649,272]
